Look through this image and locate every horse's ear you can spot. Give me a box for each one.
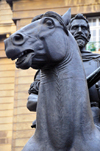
[62,8,71,26]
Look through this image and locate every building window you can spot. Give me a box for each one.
[0,34,10,42]
[0,34,6,42]
[86,17,100,52]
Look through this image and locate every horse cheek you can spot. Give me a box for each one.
[44,33,66,62]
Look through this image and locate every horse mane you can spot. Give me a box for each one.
[32,11,68,35]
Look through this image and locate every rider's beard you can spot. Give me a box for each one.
[76,39,86,48]
[74,33,88,48]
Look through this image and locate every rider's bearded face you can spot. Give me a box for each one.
[70,19,90,48]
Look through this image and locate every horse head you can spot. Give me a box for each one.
[4,9,71,70]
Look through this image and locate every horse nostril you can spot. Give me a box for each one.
[12,33,25,45]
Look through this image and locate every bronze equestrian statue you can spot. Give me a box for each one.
[27,13,100,130]
[4,9,100,151]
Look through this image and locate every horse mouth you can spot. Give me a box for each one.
[15,49,34,66]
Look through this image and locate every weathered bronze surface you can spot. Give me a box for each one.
[4,9,100,151]
[27,13,100,130]
[28,66,100,128]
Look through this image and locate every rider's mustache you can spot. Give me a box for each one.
[74,34,88,42]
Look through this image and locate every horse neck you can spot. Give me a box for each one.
[64,34,95,132]
[35,33,95,142]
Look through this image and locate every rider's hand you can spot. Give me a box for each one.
[27,94,38,111]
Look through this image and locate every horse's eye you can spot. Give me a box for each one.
[44,19,54,28]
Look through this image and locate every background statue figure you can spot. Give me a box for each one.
[69,14,100,129]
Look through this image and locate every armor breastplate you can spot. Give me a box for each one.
[83,59,100,105]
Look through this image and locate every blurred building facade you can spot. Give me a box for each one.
[0,1,15,151]
[0,0,100,150]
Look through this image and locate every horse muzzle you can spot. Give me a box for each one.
[4,37,21,60]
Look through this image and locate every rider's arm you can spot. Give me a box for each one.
[27,70,40,111]
[27,93,38,111]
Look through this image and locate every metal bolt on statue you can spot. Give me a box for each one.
[4,9,100,151]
